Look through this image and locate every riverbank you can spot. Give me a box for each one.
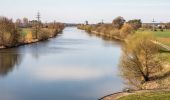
[100,89,170,100]
[0,27,64,49]
[77,25,126,42]
[86,26,170,99]
[0,17,65,50]
[90,30,124,41]
[0,39,39,49]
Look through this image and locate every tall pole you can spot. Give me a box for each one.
[152,18,156,31]
[37,11,41,28]
[36,11,41,39]
[37,12,40,22]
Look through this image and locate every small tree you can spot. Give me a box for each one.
[119,32,162,89]
[127,19,142,30]
[23,17,29,27]
[15,18,22,28]
[0,17,19,47]
[112,16,125,29]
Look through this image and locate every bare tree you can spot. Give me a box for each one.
[15,18,22,27]
[0,17,19,47]
[119,32,163,89]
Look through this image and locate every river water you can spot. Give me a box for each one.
[0,27,124,100]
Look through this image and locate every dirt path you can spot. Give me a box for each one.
[99,92,132,100]
[99,89,170,100]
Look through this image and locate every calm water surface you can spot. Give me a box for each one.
[0,27,124,100]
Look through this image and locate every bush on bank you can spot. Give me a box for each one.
[0,16,64,48]
[78,24,134,40]
[0,17,19,47]
[78,17,141,40]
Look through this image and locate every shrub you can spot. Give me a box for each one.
[120,23,134,38]
[120,32,162,89]
[0,17,19,47]
[110,29,120,37]
[127,19,142,30]
[25,31,33,42]
[37,29,50,40]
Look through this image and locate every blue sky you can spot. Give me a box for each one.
[0,0,170,23]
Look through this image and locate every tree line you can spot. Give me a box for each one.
[78,16,170,90]
[0,16,64,48]
[78,16,142,40]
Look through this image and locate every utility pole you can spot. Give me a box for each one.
[35,11,41,39]
[152,18,156,31]
[37,12,41,23]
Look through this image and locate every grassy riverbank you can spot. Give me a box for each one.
[0,17,64,49]
[77,24,130,41]
[137,30,170,44]
[141,30,170,62]
[118,91,170,100]
[101,89,170,100]
[81,20,170,99]
[0,27,64,49]
[78,17,141,41]
[19,27,64,43]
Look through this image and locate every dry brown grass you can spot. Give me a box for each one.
[158,38,170,44]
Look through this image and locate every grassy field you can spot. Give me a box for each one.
[138,29,170,45]
[118,91,170,100]
[138,30,170,38]
[153,30,170,38]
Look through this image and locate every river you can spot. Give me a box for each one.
[0,27,124,100]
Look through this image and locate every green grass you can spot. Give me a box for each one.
[153,30,170,38]
[19,28,33,36]
[118,91,170,100]
[137,29,170,38]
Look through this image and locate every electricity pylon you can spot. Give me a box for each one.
[35,11,41,39]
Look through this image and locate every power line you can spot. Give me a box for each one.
[36,11,41,22]
[35,11,41,39]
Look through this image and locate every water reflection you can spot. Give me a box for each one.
[33,65,114,81]
[86,32,122,47]
[0,27,123,100]
[0,49,22,77]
